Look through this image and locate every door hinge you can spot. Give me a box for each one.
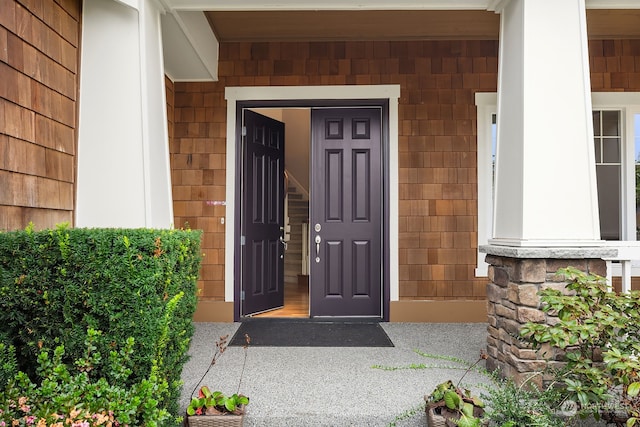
[240,235,246,245]
[241,290,245,300]
[241,126,247,137]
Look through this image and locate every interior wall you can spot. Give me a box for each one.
[282,109,310,193]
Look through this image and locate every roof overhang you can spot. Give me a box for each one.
[159,0,640,81]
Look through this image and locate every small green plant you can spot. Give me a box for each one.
[0,328,170,426]
[424,354,487,427]
[480,372,565,427]
[520,267,640,426]
[187,385,249,416]
[425,379,485,427]
[0,337,18,389]
[186,333,251,418]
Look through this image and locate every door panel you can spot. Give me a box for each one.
[310,108,382,317]
[242,110,285,316]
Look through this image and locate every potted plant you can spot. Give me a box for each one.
[425,379,485,427]
[186,334,250,427]
[422,352,488,427]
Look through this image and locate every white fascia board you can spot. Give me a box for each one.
[586,0,640,8]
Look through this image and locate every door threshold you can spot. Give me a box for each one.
[239,316,382,323]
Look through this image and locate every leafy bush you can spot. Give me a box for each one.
[480,373,565,427]
[0,224,202,418]
[520,267,640,425]
[0,328,170,426]
[0,340,17,390]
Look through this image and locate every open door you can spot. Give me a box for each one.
[310,107,383,317]
[241,110,286,316]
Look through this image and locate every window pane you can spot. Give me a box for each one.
[602,111,620,136]
[603,137,621,163]
[491,114,497,202]
[593,111,601,137]
[594,138,601,163]
[596,164,621,240]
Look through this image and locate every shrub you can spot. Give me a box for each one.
[0,328,170,426]
[520,267,640,425]
[0,224,202,418]
[480,373,565,427]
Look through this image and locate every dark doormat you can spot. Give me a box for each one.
[229,319,394,347]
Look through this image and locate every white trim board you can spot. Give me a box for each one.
[224,85,401,303]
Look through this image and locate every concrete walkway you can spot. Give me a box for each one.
[180,322,492,426]
[179,322,605,426]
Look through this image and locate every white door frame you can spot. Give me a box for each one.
[224,85,401,312]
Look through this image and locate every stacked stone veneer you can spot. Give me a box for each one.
[485,255,606,386]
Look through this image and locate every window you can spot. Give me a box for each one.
[593,110,622,240]
[636,113,640,240]
[475,93,640,276]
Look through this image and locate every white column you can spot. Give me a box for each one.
[489,0,601,247]
[77,0,173,228]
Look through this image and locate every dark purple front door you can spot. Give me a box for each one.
[310,108,383,317]
[241,110,285,316]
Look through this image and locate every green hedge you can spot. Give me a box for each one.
[0,225,202,419]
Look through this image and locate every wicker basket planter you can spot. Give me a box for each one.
[426,403,448,427]
[186,406,245,427]
[425,401,485,427]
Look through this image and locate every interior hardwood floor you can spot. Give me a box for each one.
[253,278,309,318]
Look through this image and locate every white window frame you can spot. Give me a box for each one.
[475,92,640,277]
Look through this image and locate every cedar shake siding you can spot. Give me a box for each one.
[589,40,640,90]
[171,40,499,301]
[170,39,640,303]
[0,0,81,231]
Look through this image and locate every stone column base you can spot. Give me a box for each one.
[483,252,606,386]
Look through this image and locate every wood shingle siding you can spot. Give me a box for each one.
[0,0,81,231]
[172,39,640,303]
[172,40,498,301]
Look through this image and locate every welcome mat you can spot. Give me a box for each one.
[229,319,394,347]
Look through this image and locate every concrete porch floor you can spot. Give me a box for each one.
[179,322,605,426]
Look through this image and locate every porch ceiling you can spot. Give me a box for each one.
[204,9,640,42]
[205,10,500,41]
